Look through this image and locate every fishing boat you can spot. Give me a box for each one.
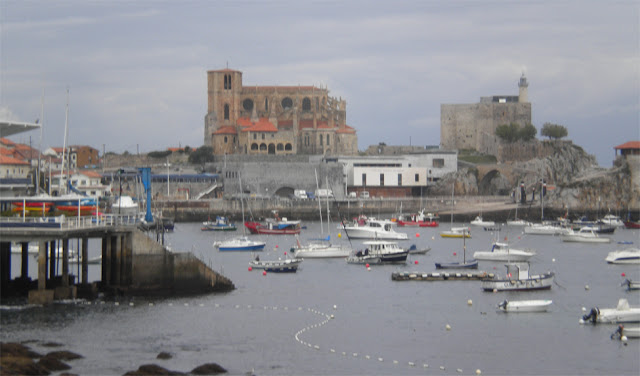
[471,216,495,227]
[581,298,640,324]
[523,223,570,235]
[435,228,478,269]
[624,220,640,229]
[407,244,431,255]
[622,279,640,291]
[597,214,625,227]
[481,262,554,291]
[344,218,408,240]
[346,240,409,264]
[560,227,611,243]
[605,248,640,264]
[396,210,439,227]
[245,210,301,235]
[111,195,139,215]
[201,216,237,231]
[473,241,535,262]
[498,299,552,313]
[249,255,301,273]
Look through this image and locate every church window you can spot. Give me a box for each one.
[224,136,228,143]
[302,97,311,111]
[320,135,323,146]
[253,133,257,140]
[281,97,293,109]
[243,99,254,111]
[268,144,275,154]
[326,134,330,145]
[262,133,265,140]
[224,104,229,120]
[265,98,269,111]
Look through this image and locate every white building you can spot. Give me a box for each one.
[50,170,111,199]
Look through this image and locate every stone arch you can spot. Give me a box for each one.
[275,186,294,198]
[277,143,284,151]
[260,143,267,151]
[268,143,276,154]
[478,169,511,195]
[285,143,293,151]
[251,143,258,151]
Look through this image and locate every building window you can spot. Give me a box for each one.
[398,174,402,186]
[260,143,267,151]
[302,97,311,111]
[224,104,230,120]
[282,97,293,109]
[285,143,292,151]
[251,143,258,150]
[320,135,323,146]
[277,143,284,151]
[243,99,254,111]
[224,74,232,90]
[380,174,385,186]
[224,136,228,143]
[433,158,445,168]
[262,133,265,140]
[362,174,367,186]
[265,98,268,111]
[415,174,419,182]
[253,133,257,140]
[326,134,330,145]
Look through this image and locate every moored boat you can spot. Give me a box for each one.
[245,211,301,235]
[214,236,266,252]
[524,223,570,235]
[611,325,640,340]
[440,227,472,239]
[470,216,495,227]
[605,248,640,264]
[249,256,301,273]
[473,241,535,262]
[498,299,552,313]
[201,216,237,231]
[561,227,611,243]
[624,220,640,229]
[622,279,640,290]
[346,240,409,264]
[597,214,625,227]
[396,210,439,227]
[581,298,640,324]
[481,262,554,291]
[344,218,408,240]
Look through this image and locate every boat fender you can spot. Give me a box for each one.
[488,273,494,278]
[456,273,462,278]
[432,273,440,277]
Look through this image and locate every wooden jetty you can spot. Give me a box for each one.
[391,271,495,281]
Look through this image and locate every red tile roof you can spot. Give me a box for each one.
[614,141,640,150]
[237,117,277,132]
[1,137,16,147]
[0,155,29,165]
[80,170,102,178]
[213,126,238,135]
[336,125,356,134]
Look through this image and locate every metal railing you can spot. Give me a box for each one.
[0,213,143,230]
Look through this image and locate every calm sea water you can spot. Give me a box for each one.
[2,221,639,375]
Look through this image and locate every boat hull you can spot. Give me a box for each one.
[435,260,478,269]
[498,299,552,312]
[344,228,408,240]
[472,251,533,262]
[245,222,301,235]
[249,259,300,273]
[293,244,351,259]
[215,237,266,252]
[481,272,554,291]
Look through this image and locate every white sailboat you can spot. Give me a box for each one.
[440,183,471,238]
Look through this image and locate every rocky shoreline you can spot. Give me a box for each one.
[0,342,228,376]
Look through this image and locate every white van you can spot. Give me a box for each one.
[359,191,370,199]
[293,189,308,200]
[315,189,334,199]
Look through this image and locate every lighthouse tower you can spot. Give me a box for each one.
[518,73,529,103]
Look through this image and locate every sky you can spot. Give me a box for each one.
[1,0,638,166]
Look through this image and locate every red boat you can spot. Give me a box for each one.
[396,210,439,227]
[244,211,302,235]
[624,220,640,229]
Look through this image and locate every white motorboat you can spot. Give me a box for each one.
[347,240,409,264]
[498,299,552,312]
[561,227,611,243]
[597,214,625,227]
[470,216,495,227]
[214,236,266,252]
[611,325,640,340]
[112,195,139,215]
[481,262,554,291]
[249,256,301,273]
[440,226,472,239]
[292,238,351,259]
[506,218,529,226]
[473,242,535,262]
[344,218,408,240]
[524,223,570,235]
[581,298,640,324]
[605,248,640,264]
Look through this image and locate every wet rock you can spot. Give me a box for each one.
[191,363,227,375]
[1,356,51,375]
[156,352,173,360]
[46,350,83,361]
[41,342,65,347]
[1,342,42,358]
[38,355,72,371]
[123,364,184,375]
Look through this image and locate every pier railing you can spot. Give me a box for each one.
[0,213,143,230]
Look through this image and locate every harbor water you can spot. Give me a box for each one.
[2,221,639,375]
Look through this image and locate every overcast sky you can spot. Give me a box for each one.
[1,1,638,166]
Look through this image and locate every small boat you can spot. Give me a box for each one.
[498,299,552,313]
[481,262,554,291]
[506,218,529,226]
[473,241,535,262]
[597,214,625,227]
[624,220,640,229]
[346,240,409,264]
[111,195,139,215]
[214,236,266,252]
[249,256,301,273]
[471,216,495,227]
[581,298,640,324]
[590,224,616,234]
[440,227,472,239]
[245,211,301,235]
[611,325,640,340]
[605,248,640,264]
[407,244,431,255]
[561,227,611,243]
[622,279,640,290]
[291,235,351,259]
[524,223,570,235]
[396,210,439,227]
[344,218,408,240]
[436,228,478,269]
[201,216,237,231]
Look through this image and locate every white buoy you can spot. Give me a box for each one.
[446,324,452,331]
[585,285,590,290]
[476,369,482,375]
[333,304,337,310]
[552,258,556,262]
[431,236,435,240]
[622,335,628,342]
[367,267,371,271]
[378,358,384,362]
[423,364,429,368]
[457,369,463,373]
[115,302,119,306]
[330,314,334,319]
[467,299,473,306]
[440,366,446,370]
[582,307,587,312]
[129,302,134,306]
[393,360,399,364]
[493,288,498,293]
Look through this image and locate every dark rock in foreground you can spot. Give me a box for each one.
[38,355,72,371]
[156,351,173,360]
[191,363,227,374]
[123,364,185,375]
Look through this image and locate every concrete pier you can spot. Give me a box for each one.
[1,216,234,304]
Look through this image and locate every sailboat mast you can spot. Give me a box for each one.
[315,169,323,234]
[325,176,331,235]
[60,89,69,194]
[37,88,44,194]
[239,176,245,235]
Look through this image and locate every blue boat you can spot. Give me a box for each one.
[201,216,237,231]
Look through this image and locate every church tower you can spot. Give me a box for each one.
[518,73,529,103]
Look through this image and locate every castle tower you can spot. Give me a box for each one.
[518,73,529,103]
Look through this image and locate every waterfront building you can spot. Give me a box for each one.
[441,74,531,155]
[204,68,358,156]
[43,145,100,169]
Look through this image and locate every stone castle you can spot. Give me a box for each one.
[204,68,358,156]
[441,74,531,155]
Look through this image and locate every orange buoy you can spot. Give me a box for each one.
[262,271,267,276]
[453,252,457,256]
[248,267,253,271]
[365,263,370,268]
[416,233,420,238]
[622,272,626,277]
[414,260,419,265]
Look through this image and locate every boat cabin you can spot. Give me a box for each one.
[506,262,529,280]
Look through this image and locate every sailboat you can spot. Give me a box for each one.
[439,183,471,238]
[507,186,529,226]
[214,177,266,252]
[292,174,351,258]
[435,228,478,269]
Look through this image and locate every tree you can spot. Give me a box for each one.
[519,123,537,141]
[495,123,520,143]
[541,123,568,140]
[188,146,214,165]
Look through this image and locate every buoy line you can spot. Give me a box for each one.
[73,299,481,374]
